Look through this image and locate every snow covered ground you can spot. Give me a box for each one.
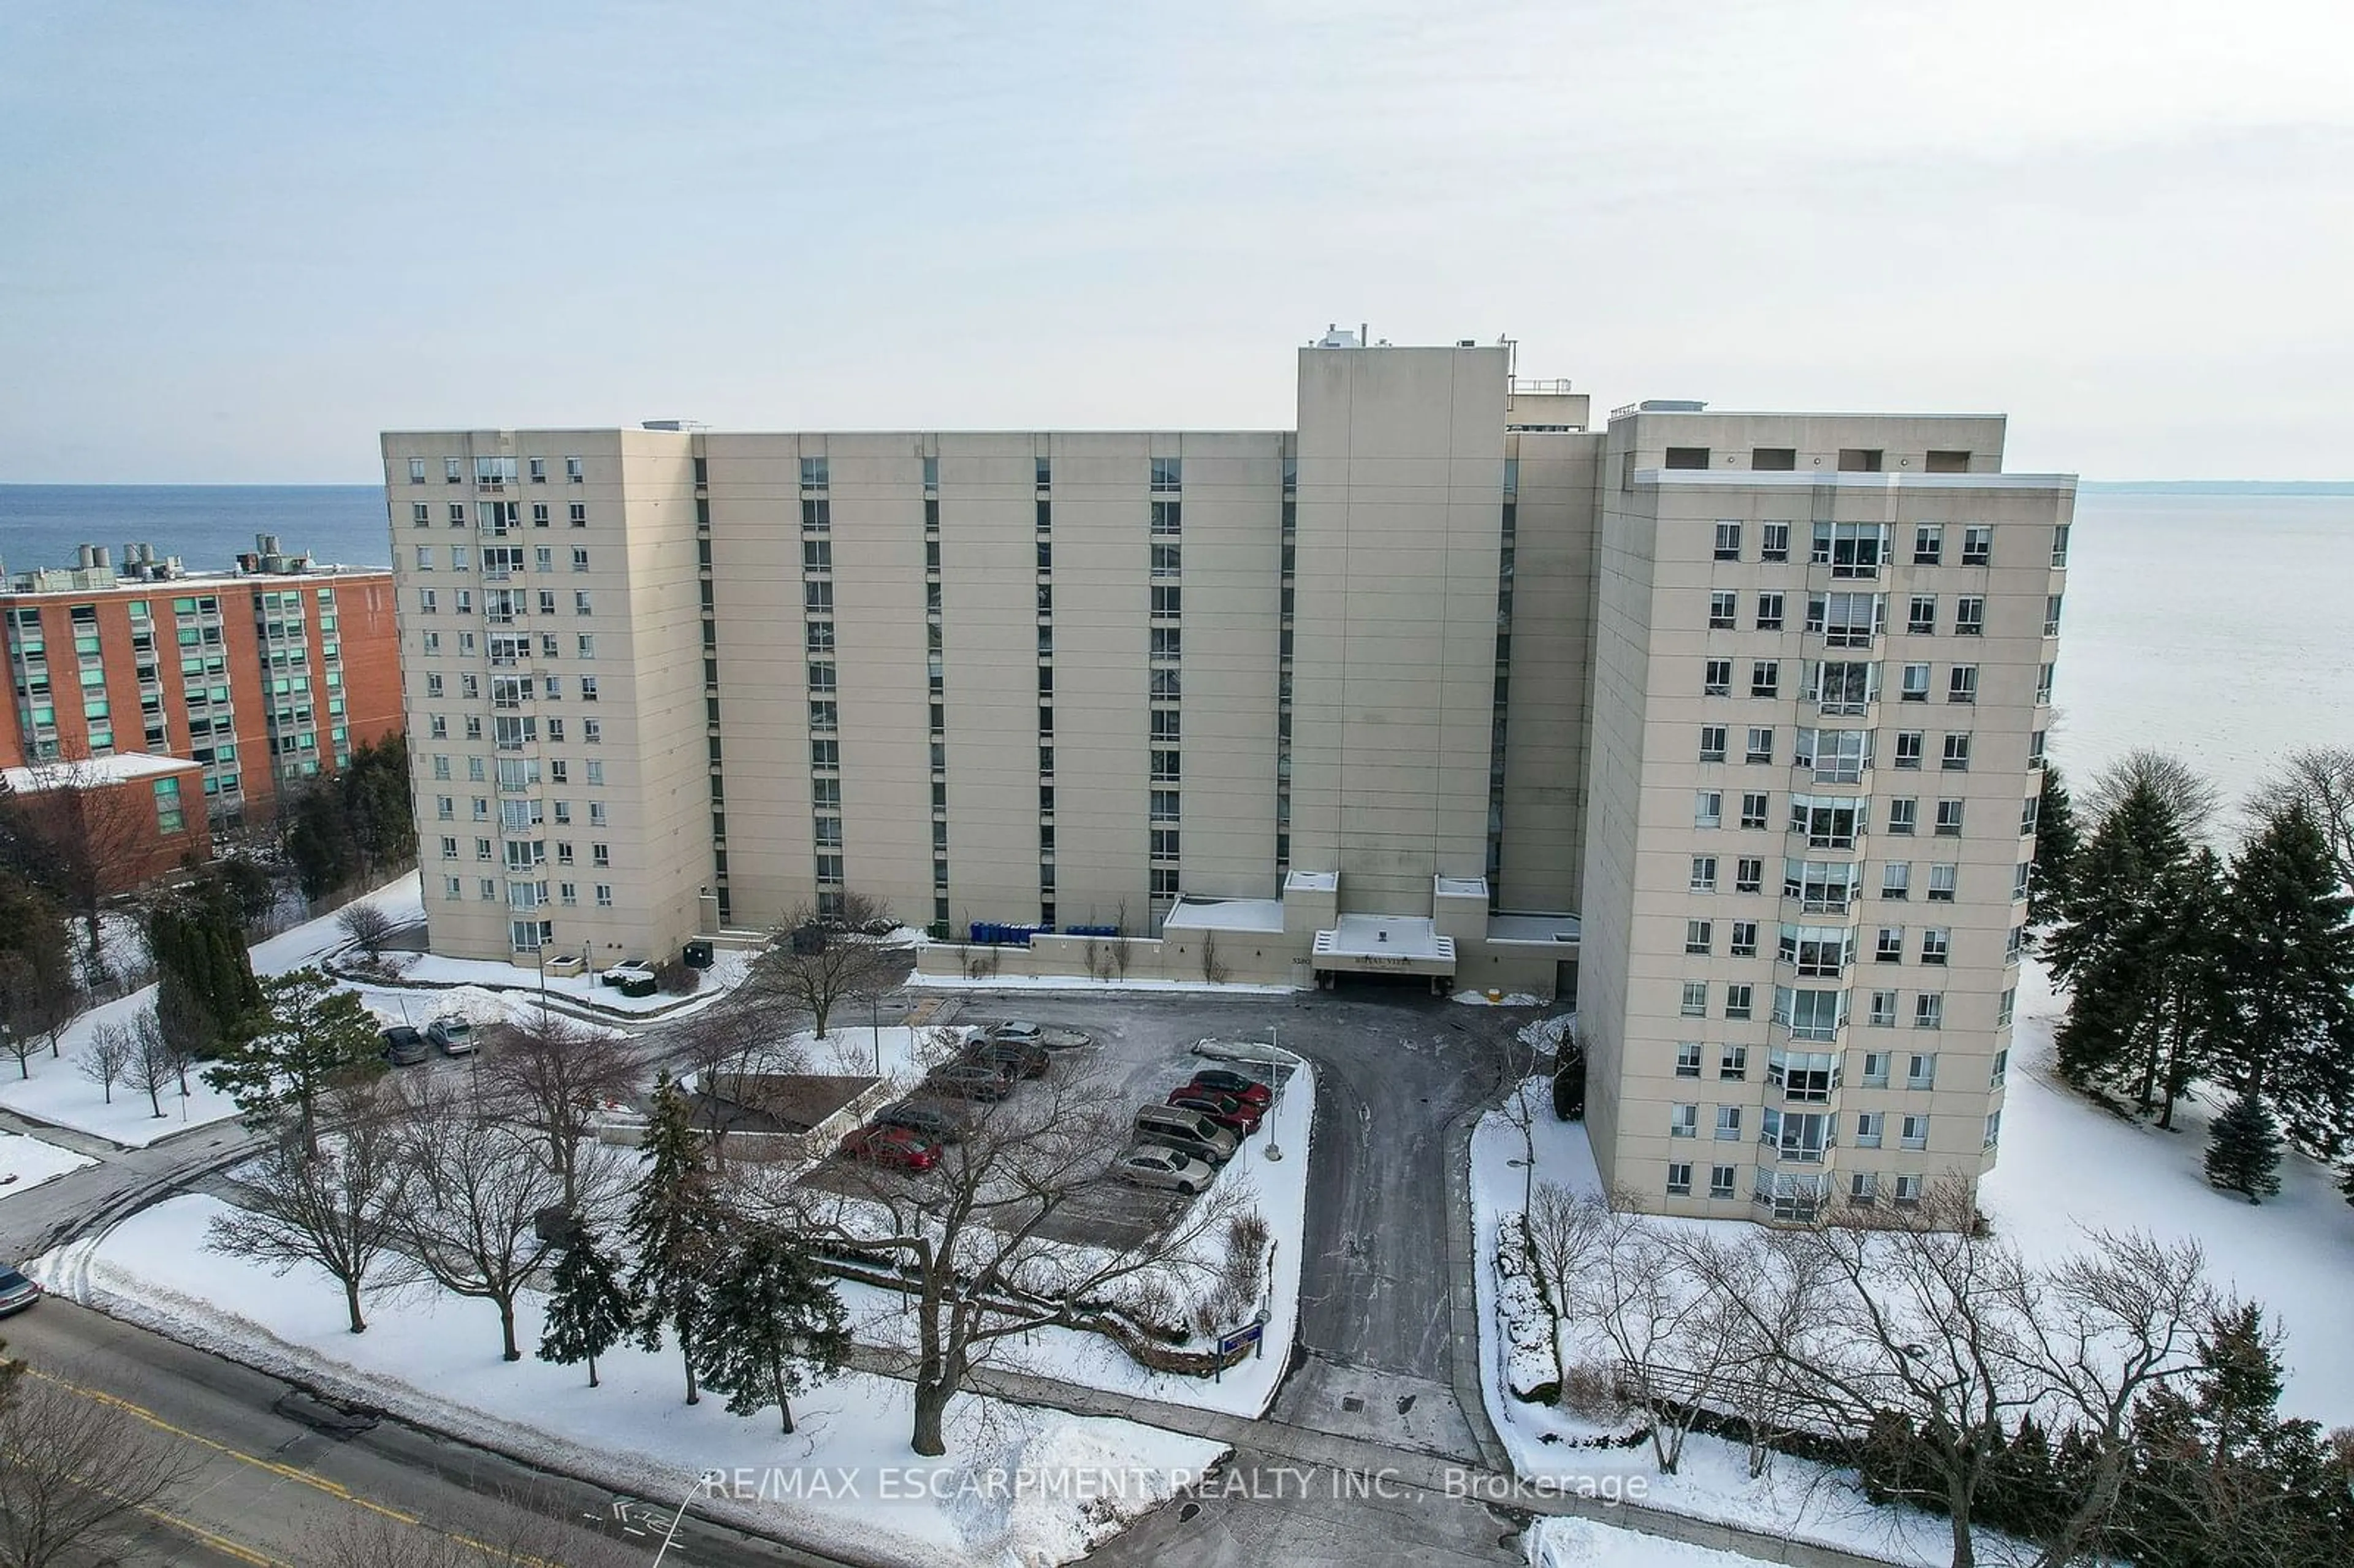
[387,946,755,1016]
[0,873,430,1148]
[1453,990,1544,1007]
[36,1194,1224,1568]
[1981,962,2354,1426]
[835,1061,1315,1420]
[1524,1518,1788,1568]
[0,1130,94,1197]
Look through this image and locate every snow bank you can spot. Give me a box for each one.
[1525,1517,1788,1568]
[915,972,1300,996]
[0,1130,94,1197]
[37,1195,1222,1568]
[1453,991,1544,1008]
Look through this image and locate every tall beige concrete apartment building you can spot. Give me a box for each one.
[382,338,2071,1220]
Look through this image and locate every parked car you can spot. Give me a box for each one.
[0,1266,43,1317]
[991,1020,1093,1051]
[379,1026,430,1066]
[838,1124,942,1171]
[1185,1068,1273,1109]
[425,1016,477,1056]
[875,1100,970,1144]
[924,1063,1016,1103]
[1111,1145,1216,1196]
[600,959,657,988]
[1167,1087,1262,1135]
[963,1037,1051,1079]
[1132,1104,1238,1165]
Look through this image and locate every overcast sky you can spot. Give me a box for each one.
[4,0,2348,481]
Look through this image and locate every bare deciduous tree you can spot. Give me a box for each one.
[207,1084,411,1334]
[0,1362,205,1567]
[479,1016,638,1209]
[75,1020,134,1104]
[2084,748,2223,844]
[390,1078,566,1361]
[123,1005,191,1118]
[1518,1181,1607,1396]
[1198,931,1228,984]
[748,904,904,1039]
[2249,745,2354,888]
[297,1488,648,1567]
[775,1068,1247,1456]
[336,901,398,965]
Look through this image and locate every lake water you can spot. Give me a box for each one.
[3,483,2348,821]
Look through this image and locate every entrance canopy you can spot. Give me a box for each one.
[1312,914,1456,979]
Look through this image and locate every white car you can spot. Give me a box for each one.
[601,959,658,988]
[992,1020,1092,1051]
[1111,1144,1216,1196]
[425,1016,477,1056]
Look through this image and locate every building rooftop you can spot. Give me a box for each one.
[1283,869,1339,894]
[1317,915,1453,963]
[1486,912,1582,946]
[2,752,199,793]
[1162,897,1287,935]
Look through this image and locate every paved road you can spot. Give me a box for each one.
[2,1299,837,1567]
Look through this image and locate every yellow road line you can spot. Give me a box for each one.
[28,1368,571,1568]
[126,1498,288,1567]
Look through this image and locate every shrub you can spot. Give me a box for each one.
[655,959,701,996]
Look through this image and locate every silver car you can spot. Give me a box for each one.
[426,1016,477,1056]
[0,1266,44,1317]
[1111,1144,1216,1196]
[992,1020,1092,1051]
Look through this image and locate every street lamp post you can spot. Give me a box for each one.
[871,993,883,1078]
[1263,1022,1284,1162]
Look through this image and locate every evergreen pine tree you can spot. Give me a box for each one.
[693,1223,849,1433]
[1551,1046,1586,1122]
[538,1227,638,1388]
[201,967,382,1154]
[2027,764,2080,932]
[2046,780,2192,1092]
[2222,806,2354,1158]
[623,1076,725,1404]
[2204,1090,2284,1202]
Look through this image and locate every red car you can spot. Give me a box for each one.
[1167,1088,1262,1136]
[838,1123,941,1171]
[1185,1068,1273,1109]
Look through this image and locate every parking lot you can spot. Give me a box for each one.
[802,1002,1305,1251]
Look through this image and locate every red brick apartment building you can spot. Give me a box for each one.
[1,540,403,831]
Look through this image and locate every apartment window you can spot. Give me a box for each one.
[475,837,493,861]
[1715,1105,1743,1141]
[1912,525,1943,565]
[1992,1041,2011,1083]
[1149,866,1179,897]
[1942,734,1971,771]
[1685,919,1713,956]
[1863,1049,1892,1085]
[408,456,428,484]
[1760,522,1790,561]
[1897,663,1929,704]
[799,455,828,489]
[1717,1046,1748,1083]
[1735,858,1763,894]
[1150,455,1182,492]
[1948,666,1978,704]
[1713,522,1742,561]
[1855,1112,1884,1149]
[1952,596,1985,639]
[1894,731,1923,769]
[1151,748,1179,782]
[1709,1164,1739,1199]
[424,672,445,699]
[1676,1042,1704,1077]
[1695,790,1723,829]
[1739,793,1769,831]
[1900,1114,1930,1151]
[435,795,455,821]
[1151,584,1180,617]
[533,504,549,527]
[1681,981,1707,1018]
[411,502,430,527]
[568,503,587,527]
[1908,595,1937,635]
[1883,861,1911,900]
[1745,661,1778,700]
[577,676,598,702]
[1745,728,1773,766]
[2008,860,2029,902]
[1664,446,1710,470]
[1929,863,1959,903]
[440,455,462,484]
[1729,921,1758,959]
[574,590,594,616]
[1935,799,1965,836]
[1726,984,1753,1019]
[1875,926,1905,964]
[1756,592,1784,631]
[1670,1105,1698,1138]
[1920,929,1950,967]
[1962,525,1992,566]
[1699,725,1727,763]
[1708,592,1737,630]
[1689,856,1718,892]
[1914,995,1943,1030]
[1704,659,1732,696]
[1666,1163,1693,1197]
[1811,521,1888,575]
[2037,662,2055,705]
